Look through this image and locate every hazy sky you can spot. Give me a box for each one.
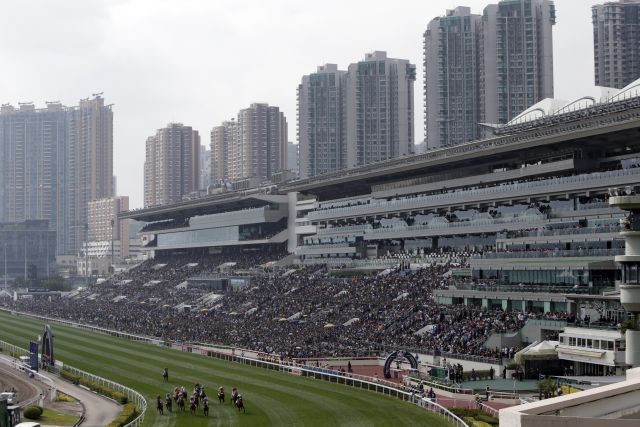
[0,0,595,208]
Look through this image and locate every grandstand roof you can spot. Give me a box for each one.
[504,81,640,125]
[281,94,640,199]
[119,192,287,222]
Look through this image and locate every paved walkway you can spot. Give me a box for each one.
[40,371,122,427]
[459,378,539,392]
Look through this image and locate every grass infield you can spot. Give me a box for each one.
[0,310,452,427]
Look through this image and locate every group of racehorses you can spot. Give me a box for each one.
[156,383,245,417]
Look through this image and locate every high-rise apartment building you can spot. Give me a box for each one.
[86,196,129,259]
[424,7,482,150]
[212,104,287,185]
[0,102,66,230]
[346,51,416,167]
[481,0,555,125]
[593,0,640,89]
[65,96,114,254]
[144,123,200,207]
[210,120,237,184]
[199,145,211,190]
[0,95,113,256]
[423,1,555,146]
[287,142,299,176]
[298,64,347,178]
[236,103,288,181]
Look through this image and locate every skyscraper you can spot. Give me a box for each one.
[0,102,66,229]
[424,7,482,150]
[64,96,114,254]
[199,145,211,190]
[481,0,556,125]
[346,51,416,167]
[144,123,200,207]
[297,64,347,178]
[423,1,555,144]
[593,0,640,89]
[287,142,299,176]
[0,95,113,256]
[210,119,237,184]
[235,103,287,181]
[87,196,129,259]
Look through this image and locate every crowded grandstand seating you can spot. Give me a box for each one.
[2,251,568,360]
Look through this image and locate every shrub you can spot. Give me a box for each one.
[451,407,498,426]
[476,412,499,425]
[106,403,138,427]
[463,417,476,425]
[56,391,77,402]
[451,407,481,418]
[506,362,520,370]
[23,406,42,420]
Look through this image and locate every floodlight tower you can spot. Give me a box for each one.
[609,186,640,367]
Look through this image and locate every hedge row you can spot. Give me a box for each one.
[61,369,129,404]
[451,408,499,426]
[462,370,495,381]
[106,403,138,427]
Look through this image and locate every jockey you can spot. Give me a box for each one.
[231,387,239,401]
[218,386,224,394]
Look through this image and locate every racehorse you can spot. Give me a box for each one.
[156,396,164,415]
[230,387,239,405]
[165,394,172,413]
[218,389,225,404]
[235,394,245,413]
[192,394,200,409]
[190,398,197,415]
[203,401,209,417]
[177,396,185,412]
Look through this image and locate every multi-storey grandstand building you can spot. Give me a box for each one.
[284,80,639,289]
[120,186,291,262]
[123,78,640,298]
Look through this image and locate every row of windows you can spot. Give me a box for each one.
[562,336,618,351]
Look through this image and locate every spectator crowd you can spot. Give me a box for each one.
[1,248,566,361]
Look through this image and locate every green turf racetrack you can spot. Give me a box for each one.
[0,311,453,426]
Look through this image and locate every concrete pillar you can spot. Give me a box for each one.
[287,192,298,254]
[544,301,551,313]
[482,298,489,309]
[502,299,509,310]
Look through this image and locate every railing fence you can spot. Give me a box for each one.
[0,338,146,427]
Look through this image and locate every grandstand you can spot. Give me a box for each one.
[3,80,636,396]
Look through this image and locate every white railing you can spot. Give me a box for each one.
[63,365,147,427]
[477,401,500,418]
[0,337,146,427]
[0,355,57,404]
[201,349,469,427]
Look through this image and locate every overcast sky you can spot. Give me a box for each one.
[0,0,596,208]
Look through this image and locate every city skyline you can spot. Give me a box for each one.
[0,0,600,207]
